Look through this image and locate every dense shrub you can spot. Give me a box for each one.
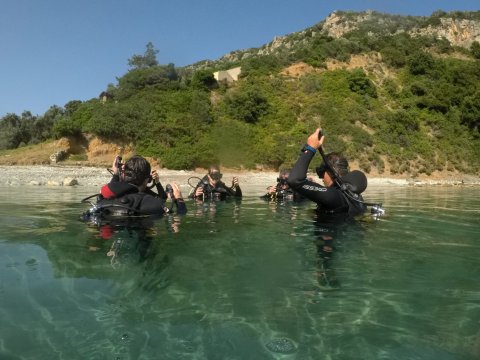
[471,41,480,59]
[347,69,378,98]
[407,51,435,75]
[224,86,270,123]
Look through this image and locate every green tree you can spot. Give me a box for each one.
[85,102,144,141]
[407,51,435,75]
[115,64,179,99]
[241,55,283,77]
[380,110,420,148]
[191,70,217,90]
[460,91,480,132]
[347,69,377,98]
[53,100,100,138]
[128,42,159,69]
[381,46,407,68]
[471,41,480,59]
[0,113,23,149]
[189,90,212,124]
[64,100,83,116]
[30,106,64,143]
[52,118,82,138]
[225,87,270,123]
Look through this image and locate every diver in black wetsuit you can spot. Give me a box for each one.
[261,169,304,202]
[190,165,242,201]
[287,128,368,290]
[96,155,186,216]
[101,155,168,201]
[288,129,385,290]
[287,128,366,217]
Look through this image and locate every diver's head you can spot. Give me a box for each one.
[277,168,291,190]
[316,152,349,187]
[123,155,151,187]
[207,165,223,186]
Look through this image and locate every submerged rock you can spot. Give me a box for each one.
[265,338,297,354]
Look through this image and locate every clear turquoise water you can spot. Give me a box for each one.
[0,186,479,360]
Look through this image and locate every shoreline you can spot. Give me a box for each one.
[0,165,479,190]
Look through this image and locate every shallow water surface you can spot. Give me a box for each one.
[0,186,479,359]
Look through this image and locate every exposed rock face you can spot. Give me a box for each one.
[86,137,134,164]
[49,150,67,163]
[323,11,480,48]
[411,18,480,47]
[280,62,317,77]
[257,35,292,56]
[217,11,480,65]
[323,11,375,39]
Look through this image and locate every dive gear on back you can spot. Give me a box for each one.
[316,141,385,217]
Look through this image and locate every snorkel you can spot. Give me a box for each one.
[316,130,385,217]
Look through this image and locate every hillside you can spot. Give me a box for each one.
[1,10,479,178]
[191,10,480,69]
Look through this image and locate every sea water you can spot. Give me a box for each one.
[0,186,479,360]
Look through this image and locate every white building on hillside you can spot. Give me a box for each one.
[213,67,241,83]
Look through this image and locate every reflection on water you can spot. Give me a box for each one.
[0,186,479,359]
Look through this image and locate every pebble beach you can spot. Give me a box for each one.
[0,165,477,196]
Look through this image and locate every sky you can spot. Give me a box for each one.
[1,0,478,117]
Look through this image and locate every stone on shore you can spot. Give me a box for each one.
[63,178,78,186]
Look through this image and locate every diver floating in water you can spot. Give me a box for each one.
[82,155,186,223]
[101,155,168,202]
[189,165,242,201]
[287,128,381,291]
[262,168,304,202]
[287,128,384,217]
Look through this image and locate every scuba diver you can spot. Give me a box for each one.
[189,165,242,201]
[288,128,384,217]
[101,155,167,201]
[288,128,384,291]
[261,169,304,202]
[83,155,186,221]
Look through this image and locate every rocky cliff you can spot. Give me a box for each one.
[214,10,480,64]
[324,11,480,48]
[411,17,480,47]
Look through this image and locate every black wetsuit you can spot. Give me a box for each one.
[190,175,242,200]
[98,174,186,216]
[101,173,167,200]
[261,188,304,202]
[287,149,366,216]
